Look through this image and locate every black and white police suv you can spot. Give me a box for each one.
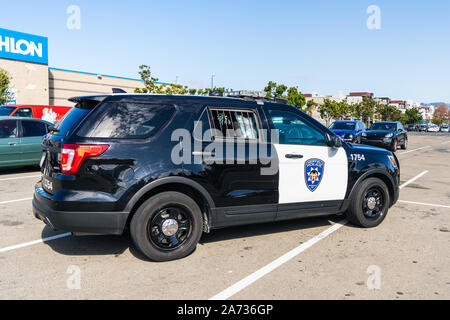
[33,93,400,261]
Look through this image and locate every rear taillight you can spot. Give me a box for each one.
[61,144,109,175]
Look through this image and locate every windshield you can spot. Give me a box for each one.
[370,123,396,131]
[0,106,16,116]
[330,122,355,130]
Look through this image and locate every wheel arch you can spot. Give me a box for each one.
[347,169,397,208]
[125,177,216,233]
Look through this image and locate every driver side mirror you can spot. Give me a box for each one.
[327,134,342,148]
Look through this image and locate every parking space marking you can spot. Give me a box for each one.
[440,141,450,145]
[0,175,41,182]
[0,233,72,254]
[399,171,429,190]
[398,200,450,209]
[398,146,431,155]
[0,197,33,206]
[210,171,431,300]
[209,220,348,300]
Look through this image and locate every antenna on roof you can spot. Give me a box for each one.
[112,88,127,94]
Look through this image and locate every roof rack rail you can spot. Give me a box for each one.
[225,90,288,104]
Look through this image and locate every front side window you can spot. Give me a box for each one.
[268,109,328,146]
[0,121,18,139]
[22,121,47,137]
[15,108,33,118]
[209,109,259,140]
[77,102,176,139]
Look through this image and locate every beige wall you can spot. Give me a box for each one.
[0,59,49,105]
[49,68,146,106]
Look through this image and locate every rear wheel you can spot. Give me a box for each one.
[130,191,203,261]
[346,178,390,228]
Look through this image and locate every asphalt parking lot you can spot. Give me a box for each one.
[0,133,449,300]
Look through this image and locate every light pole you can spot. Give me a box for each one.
[211,73,215,89]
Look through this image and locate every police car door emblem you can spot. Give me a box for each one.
[305,159,325,192]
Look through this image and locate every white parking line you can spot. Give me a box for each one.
[0,198,33,205]
[398,146,431,155]
[0,233,72,254]
[209,220,348,300]
[398,200,450,209]
[210,170,430,300]
[440,141,450,145]
[0,175,41,182]
[400,170,429,189]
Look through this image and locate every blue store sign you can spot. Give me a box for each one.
[0,28,48,65]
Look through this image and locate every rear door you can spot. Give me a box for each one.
[264,105,348,217]
[19,120,48,164]
[0,120,21,167]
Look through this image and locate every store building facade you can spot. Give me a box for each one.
[0,28,146,107]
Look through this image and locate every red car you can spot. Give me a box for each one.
[0,105,72,124]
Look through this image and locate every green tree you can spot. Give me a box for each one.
[134,65,164,94]
[0,68,13,105]
[264,81,277,98]
[305,100,317,116]
[286,87,306,110]
[404,108,422,124]
[318,99,339,126]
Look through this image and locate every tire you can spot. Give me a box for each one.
[130,191,203,262]
[346,178,390,228]
[390,139,398,152]
[401,138,408,150]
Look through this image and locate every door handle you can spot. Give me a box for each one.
[8,142,17,146]
[285,154,303,159]
[192,151,215,157]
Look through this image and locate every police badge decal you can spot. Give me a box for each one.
[304,159,325,192]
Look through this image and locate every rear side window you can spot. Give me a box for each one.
[209,108,259,140]
[77,102,176,139]
[22,121,47,137]
[0,106,17,116]
[55,107,91,136]
[0,120,18,138]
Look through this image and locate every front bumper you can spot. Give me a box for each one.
[33,187,129,235]
[361,139,393,149]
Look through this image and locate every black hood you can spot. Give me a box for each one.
[347,143,391,155]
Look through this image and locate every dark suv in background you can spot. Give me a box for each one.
[33,94,400,261]
[361,122,408,152]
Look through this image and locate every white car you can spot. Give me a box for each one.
[427,125,440,132]
[440,125,449,132]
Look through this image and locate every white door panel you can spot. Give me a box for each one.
[275,144,348,204]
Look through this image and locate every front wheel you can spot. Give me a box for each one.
[346,178,390,228]
[130,191,203,261]
[401,138,408,150]
[390,139,398,152]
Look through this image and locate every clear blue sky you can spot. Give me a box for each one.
[1,0,449,103]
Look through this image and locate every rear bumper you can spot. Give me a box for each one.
[33,187,129,235]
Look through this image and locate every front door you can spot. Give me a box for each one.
[19,120,48,164]
[265,106,348,217]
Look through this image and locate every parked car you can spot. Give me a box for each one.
[329,120,366,143]
[406,124,419,132]
[0,117,53,168]
[0,105,72,124]
[440,124,449,132]
[33,94,400,261]
[361,121,408,152]
[427,124,440,132]
[418,124,428,132]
